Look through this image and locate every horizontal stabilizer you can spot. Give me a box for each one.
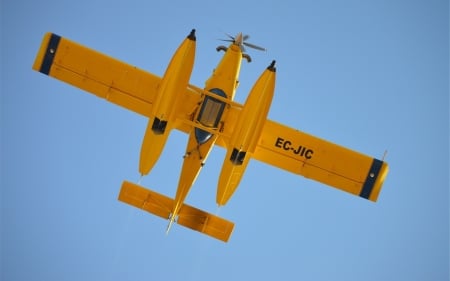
[118,181,234,242]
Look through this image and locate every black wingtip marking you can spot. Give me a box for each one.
[360,158,383,200]
[40,33,61,75]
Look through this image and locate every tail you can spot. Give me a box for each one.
[118,181,235,242]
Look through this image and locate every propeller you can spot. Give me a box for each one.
[220,32,266,52]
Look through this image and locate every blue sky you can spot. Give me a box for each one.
[1,0,448,280]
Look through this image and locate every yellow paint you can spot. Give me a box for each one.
[119,181,234,242]
[139,31,196,175]
[369,161,389,201]
[32,33,52,72]
[167,39,245,223]
[204,44,242,99]
[151,30,196,120]
[217,63,276,206]
[229,62,276,153]
[171,132,216,221]
[33,31,389,242]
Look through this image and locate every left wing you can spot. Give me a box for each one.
[33,33,161,117]
[32,33,233,143]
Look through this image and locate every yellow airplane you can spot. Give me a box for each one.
[33,29,389,242]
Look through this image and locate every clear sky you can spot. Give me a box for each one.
[1,0,449,280]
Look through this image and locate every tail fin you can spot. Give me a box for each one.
[118,181,235,242]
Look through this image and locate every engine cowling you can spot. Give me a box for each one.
[139,29,196,175]
[216,61,276,206]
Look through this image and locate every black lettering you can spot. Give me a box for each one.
[293,146,303,155]
[305,149,313,159]
[275,137,314,160]
[283,140,291,150]
[275,137,284,148]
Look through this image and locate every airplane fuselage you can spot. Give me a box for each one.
[194,44,243,144]
[168,43,244,228]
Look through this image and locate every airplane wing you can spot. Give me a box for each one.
[33,33,162,117]
[195,92,388,202]
[32,33,205,127]
[32,33,230,143]
[251,120,388,202]
[33,33,387,202]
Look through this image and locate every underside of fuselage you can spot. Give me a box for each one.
[169,87,230,228]
[141,32,246,239]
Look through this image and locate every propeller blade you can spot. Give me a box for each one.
[219,32,266,53]
[243,42,266,51]
[225,33,235,40]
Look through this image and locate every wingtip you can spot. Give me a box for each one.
[33,33,61,75]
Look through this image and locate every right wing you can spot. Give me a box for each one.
[251,120,389,202]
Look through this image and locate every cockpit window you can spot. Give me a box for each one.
[197,88,227,128]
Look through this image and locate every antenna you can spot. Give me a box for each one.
[382,150,388,161]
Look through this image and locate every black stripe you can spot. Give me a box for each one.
[359,159,383,199]
[40,33,61,75]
